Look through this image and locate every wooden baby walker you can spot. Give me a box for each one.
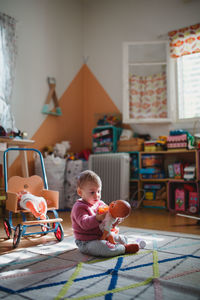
[3,148,64,248]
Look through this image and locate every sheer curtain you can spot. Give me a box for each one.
[168,23,200,120]
[129,72,167,119]
[0,12,17,132]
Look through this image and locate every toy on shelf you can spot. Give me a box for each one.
[140,167,165,179]
[155,136,167,151]
[183,165,195,181]
[144,140,157,152]
[142,183,166,209]
[188,192,199,213]
[167,162,195,180]
[173,163,182,179]
[96,114,122,127]
[175,188,186,211]
[130,153,139,179]
[155,186,167,200]
[142,154,162,167]
[167,132,188,150]
[99,200,131,244]
[93,129,110,139]
[173,183,198,214]
[117,138,144,152]
[143,183,166,201]
[168,164,174,178]
[92,125,122,153]
[189,192,199,214]
[140,154,165,179]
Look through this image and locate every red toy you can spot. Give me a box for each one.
[175,188,185,211]
[188,192,199,213]
[99,200,131,244]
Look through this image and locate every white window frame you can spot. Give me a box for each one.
[176,52,200,122]
[122,41,172,124]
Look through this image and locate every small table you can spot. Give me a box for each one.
[0,138,35,177]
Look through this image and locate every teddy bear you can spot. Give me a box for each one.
[53,141,71,158]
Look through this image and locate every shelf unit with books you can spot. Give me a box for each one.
[139,149,199,215]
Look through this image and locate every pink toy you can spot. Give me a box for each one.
[99,200,131,244]
[173,163,182,179]
[188,192,198,213]
[175,188,185,211]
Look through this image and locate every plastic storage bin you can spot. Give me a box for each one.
[92,125,122,153]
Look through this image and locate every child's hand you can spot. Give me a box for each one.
[98,205,109,214]
[96,212,106,222]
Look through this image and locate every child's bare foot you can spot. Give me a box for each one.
[125,243,139,254]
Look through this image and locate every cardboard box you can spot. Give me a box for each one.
[118,138,144,152]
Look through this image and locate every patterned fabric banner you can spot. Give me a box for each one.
[168,23,200,58]
[129,72,167,119]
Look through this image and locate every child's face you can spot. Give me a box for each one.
[77,182,101,205]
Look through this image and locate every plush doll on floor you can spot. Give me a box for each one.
[99,200,146,248]
[17,190,47,220]
[99,199,131,244]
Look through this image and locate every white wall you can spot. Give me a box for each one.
[83,0,200,138]
[1,0,200,140]
[0,0,83,138]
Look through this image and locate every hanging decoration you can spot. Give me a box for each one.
[168,23,200,58]
[42,77,62,116]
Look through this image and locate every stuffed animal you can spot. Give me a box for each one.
[99,200,131,244]
[54,141,71,158]
[17,190,47,220]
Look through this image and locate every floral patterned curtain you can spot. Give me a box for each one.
[0,12,17,132]
[168,23,200,58]
[129,72,167,119]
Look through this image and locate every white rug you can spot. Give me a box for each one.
[0,227,200,300]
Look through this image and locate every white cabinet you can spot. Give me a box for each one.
[122,41,172,124]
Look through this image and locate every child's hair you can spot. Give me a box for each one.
[77,170,102,189]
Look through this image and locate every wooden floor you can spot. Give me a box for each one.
[1,208,200,254]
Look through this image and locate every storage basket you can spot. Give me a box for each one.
[117,138,144,152]
[130,189,145,209]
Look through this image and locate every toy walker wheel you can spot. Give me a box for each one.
[41,215,50,235]
[3,218,12,239]
[53,223,64,241]
[41,225,48,235]
[13,224,22,248]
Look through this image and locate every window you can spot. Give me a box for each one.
[177,52,200,120]
[122,41,171,124]
[168,23,200,123]
[0,12,17,132]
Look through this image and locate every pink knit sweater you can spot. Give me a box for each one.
[71,198,106,241]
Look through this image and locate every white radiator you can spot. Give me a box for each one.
[88,153,130,204]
